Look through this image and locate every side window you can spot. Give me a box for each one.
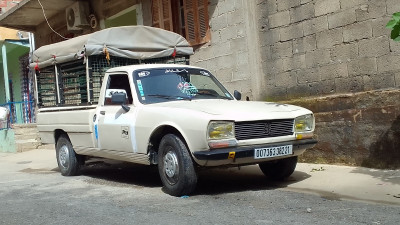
[151,0,210,46]
[105,74,133,105]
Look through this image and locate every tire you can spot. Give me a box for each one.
[56,135,81,176]
[158,134,197,196]
[259,156,298,181]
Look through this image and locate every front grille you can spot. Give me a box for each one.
[235,119,294,141]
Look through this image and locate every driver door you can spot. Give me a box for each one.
[96,73,137,153]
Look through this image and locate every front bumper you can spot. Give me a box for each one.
[192,139,317,167]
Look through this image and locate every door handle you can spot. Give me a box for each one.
[100,111,105,115]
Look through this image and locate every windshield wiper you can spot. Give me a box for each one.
[195,92,232,100]
[146,94,192,101]
[217,96,233,100]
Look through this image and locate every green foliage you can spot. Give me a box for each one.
[387,12,400,42]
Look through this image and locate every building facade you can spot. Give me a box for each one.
[0,0,399,167]
[0,0,34,152]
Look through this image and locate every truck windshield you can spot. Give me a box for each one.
[133,68,234,104]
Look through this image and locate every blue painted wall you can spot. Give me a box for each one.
[0,129,15,152]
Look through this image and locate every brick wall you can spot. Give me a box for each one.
[257,0,400,101]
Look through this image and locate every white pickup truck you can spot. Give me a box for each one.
[33,26,316,196]
[37,63,317,196]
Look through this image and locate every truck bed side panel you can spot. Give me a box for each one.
[37,108,96,147]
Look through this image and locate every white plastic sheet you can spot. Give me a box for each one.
[30,26,193,69]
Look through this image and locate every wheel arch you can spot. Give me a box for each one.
[54,129,69,143]
[155,127,198,196]
[148,125,188,155]
[54,129,85,167]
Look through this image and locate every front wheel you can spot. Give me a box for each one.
[158,134,197,196]
[56,135,82,176]
[259,156,298,181]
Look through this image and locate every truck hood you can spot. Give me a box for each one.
[150,100,312,121]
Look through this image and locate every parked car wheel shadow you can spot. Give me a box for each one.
[194,166,311,195]
[73,158,311,195]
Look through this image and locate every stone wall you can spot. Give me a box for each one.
[285,90,400,169]
[256,0,400,101]
[13,124,41,152]
[253,0,400,168]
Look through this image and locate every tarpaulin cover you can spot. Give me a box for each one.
[30,26,193,68]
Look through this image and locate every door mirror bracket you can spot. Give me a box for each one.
[111,91,130,112]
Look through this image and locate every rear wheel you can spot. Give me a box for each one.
[56,135,82,176]
[158,134,197,196]
[259,156,298,181]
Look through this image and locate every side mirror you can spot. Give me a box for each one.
[111,92,127,105]
[234,90,242,100]
[107,89,130,112]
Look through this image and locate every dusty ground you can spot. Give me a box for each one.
[0,149,399,224]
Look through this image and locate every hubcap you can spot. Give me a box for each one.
[164,150,179,184]
[59,145,70,169]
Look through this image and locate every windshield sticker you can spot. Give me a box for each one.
[177,82,198,97]
[137,80,145,96]
[200,71,210,76]
[165,69,188,74]
[138,71,150,77]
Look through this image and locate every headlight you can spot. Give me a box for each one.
[295,114,314,133]
[207,121,235,140]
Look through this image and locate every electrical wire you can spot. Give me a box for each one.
[37,0,69,40]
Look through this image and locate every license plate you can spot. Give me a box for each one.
[254,145,293,159]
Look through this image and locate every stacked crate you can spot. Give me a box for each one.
[36,55,189,107]
[89,55,139,104]
[36,67,57,107]
[59,60,87,105]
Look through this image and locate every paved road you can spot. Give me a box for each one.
[0,149,399,225]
